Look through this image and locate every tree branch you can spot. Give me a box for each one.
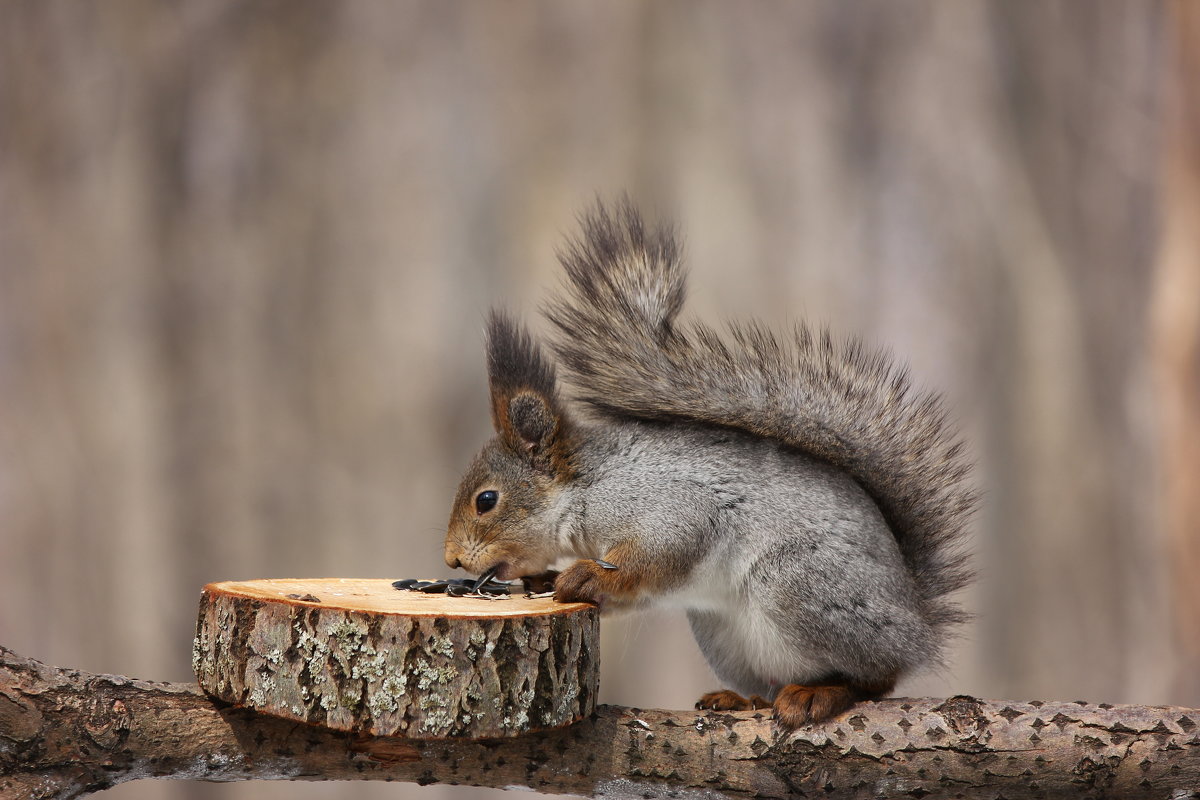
[2,644,1199,799]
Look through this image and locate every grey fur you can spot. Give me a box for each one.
[447,199,974,698]
[559,421,937,694]
[544,199,974,638]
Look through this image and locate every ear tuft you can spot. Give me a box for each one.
[486,310,576,476]
[487,311,557,417]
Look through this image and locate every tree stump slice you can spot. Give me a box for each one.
[192,578,599,739]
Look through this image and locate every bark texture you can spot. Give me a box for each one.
[192,579,599,739]
[3,644,1200,799]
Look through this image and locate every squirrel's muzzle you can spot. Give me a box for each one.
[444,541,465,570]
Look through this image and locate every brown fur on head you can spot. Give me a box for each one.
[444,311,577,580]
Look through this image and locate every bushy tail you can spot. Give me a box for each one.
[544,200,974,634]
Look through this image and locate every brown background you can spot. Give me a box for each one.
[1,2,1195,799]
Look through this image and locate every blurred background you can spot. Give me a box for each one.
[1,1,1195,798]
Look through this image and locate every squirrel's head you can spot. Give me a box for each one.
[444,312,577,581]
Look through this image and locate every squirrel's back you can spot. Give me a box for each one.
[544,200,975,654]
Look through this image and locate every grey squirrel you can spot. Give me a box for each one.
[444,200,974,728]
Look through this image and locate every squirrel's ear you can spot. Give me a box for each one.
[486,311,576,477]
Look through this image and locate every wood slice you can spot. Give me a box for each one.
[192,578,599,739]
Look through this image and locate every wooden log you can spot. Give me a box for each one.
[7,642,1200,800]
[7,641,1200,799]
[192,578,599,739]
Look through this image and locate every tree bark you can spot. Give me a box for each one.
[192,579,598,739]
[2,645,1199,799]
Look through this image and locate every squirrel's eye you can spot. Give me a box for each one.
[475,490,499,514]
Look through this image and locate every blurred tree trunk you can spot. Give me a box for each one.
[1156,0,1200,703]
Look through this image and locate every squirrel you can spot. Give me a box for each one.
[444,200,974,728]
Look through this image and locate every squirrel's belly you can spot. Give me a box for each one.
[687,605,831,695]
[734,610,830,689]
[663,550,833,690]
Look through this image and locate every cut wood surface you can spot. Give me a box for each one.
[193,578,599,739]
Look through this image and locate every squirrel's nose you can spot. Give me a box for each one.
[444,542,465,570]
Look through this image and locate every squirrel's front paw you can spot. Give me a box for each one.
[520,570,560,594]
[554,559,633,610]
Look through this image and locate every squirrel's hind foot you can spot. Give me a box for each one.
[772,675,896,730]
[695,690,770,712]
